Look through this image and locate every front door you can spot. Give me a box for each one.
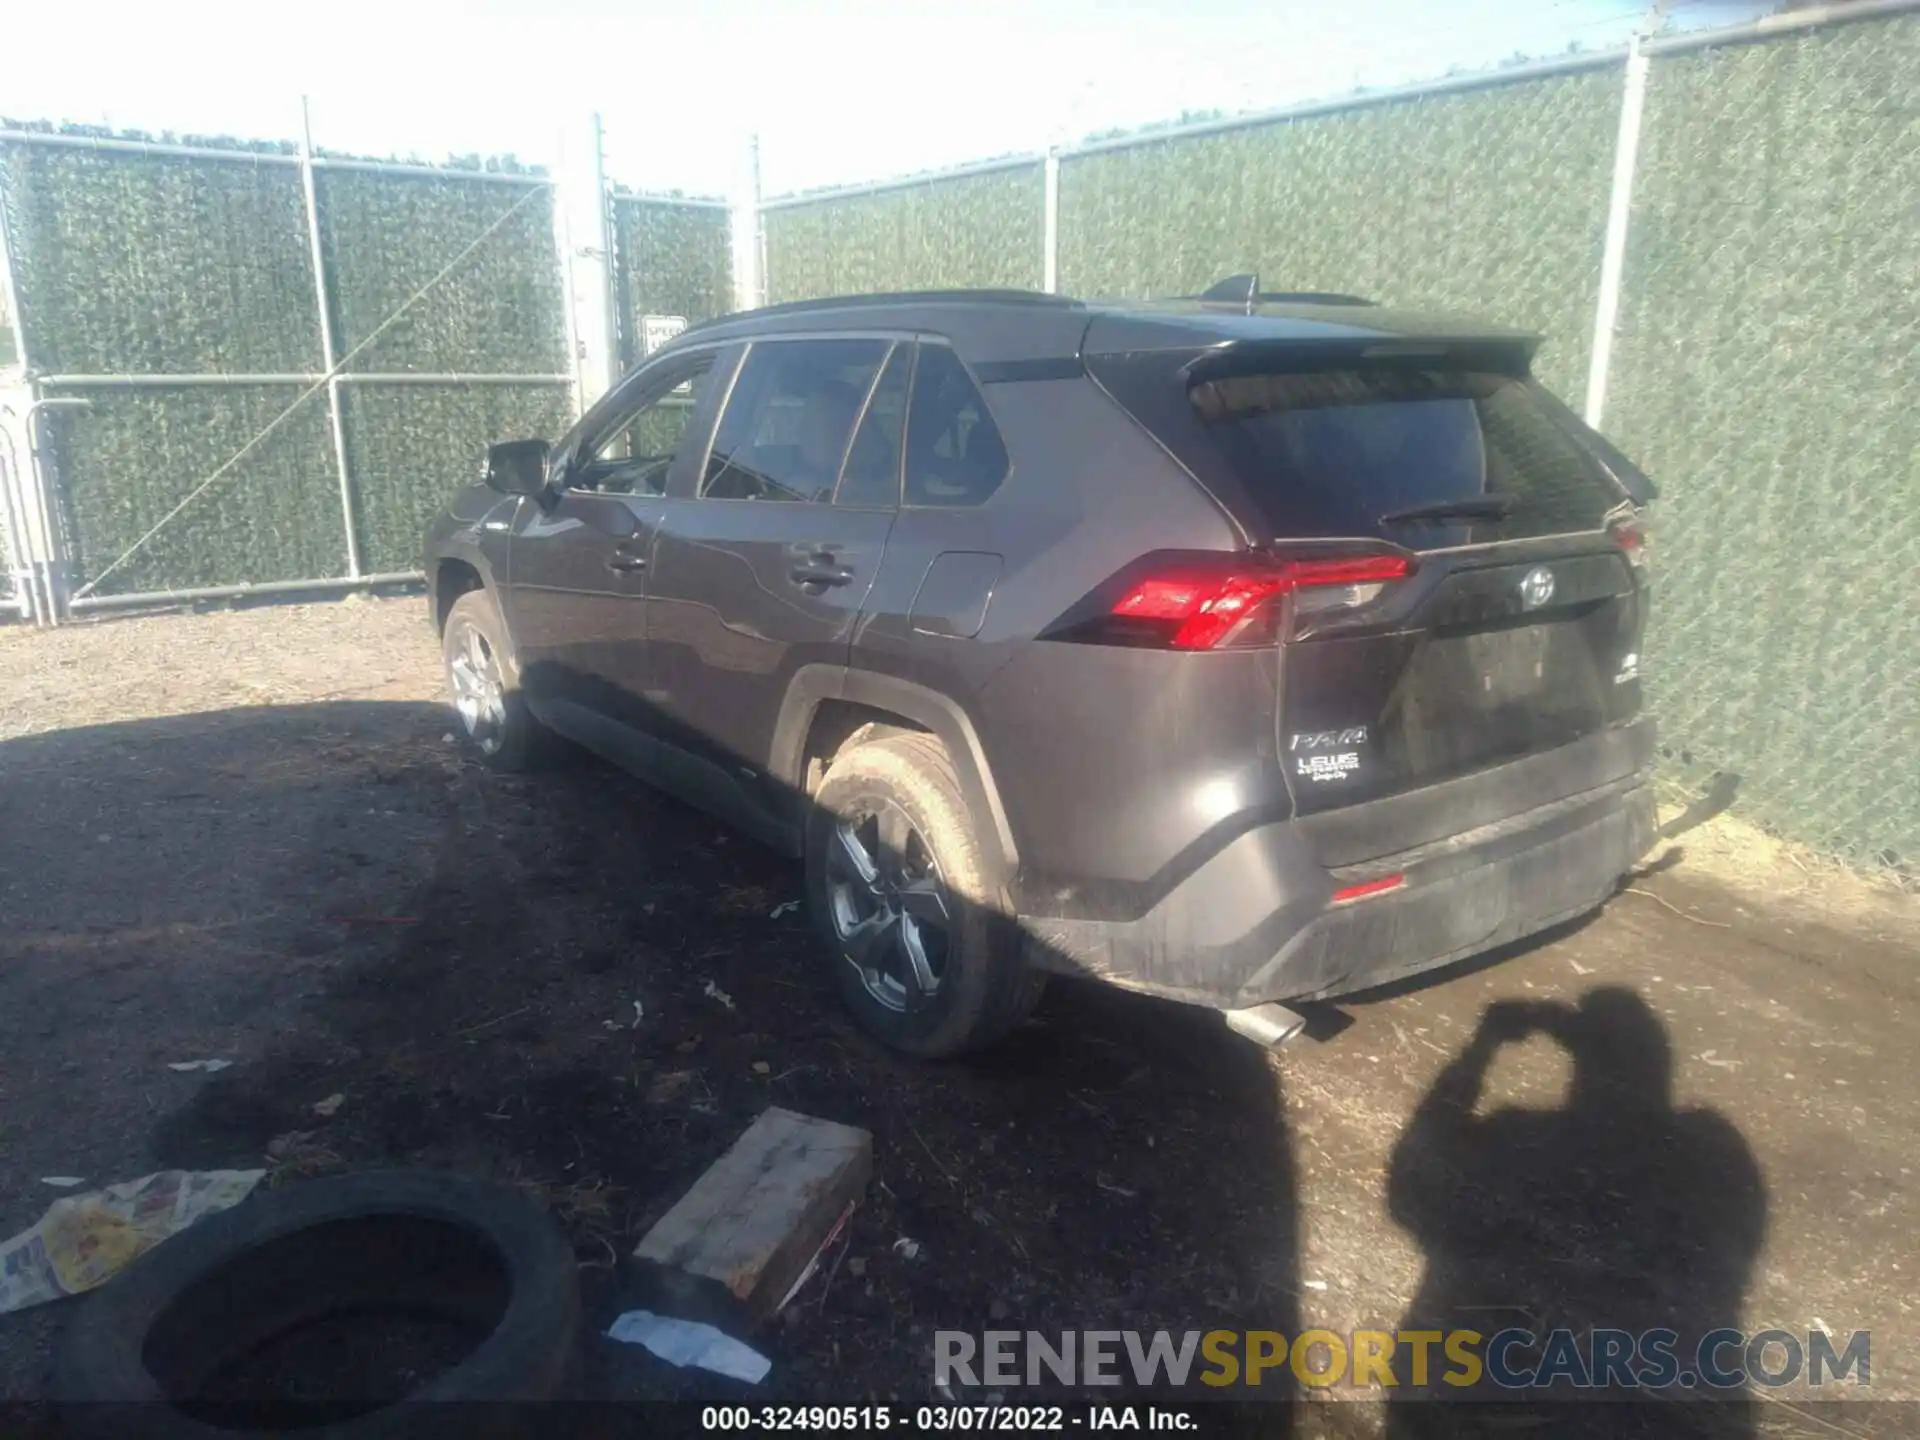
[644,337,910,831]
[505,346,733,743]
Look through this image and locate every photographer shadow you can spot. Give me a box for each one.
[1386,988,1766,1436]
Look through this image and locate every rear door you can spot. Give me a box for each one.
[642,336,906,810]
[1089,345,1649,817]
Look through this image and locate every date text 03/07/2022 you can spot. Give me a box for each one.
[700,1405,1198,1431]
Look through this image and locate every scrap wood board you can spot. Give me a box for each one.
[636,1106,872,1320]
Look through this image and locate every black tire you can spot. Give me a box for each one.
[806,732,1045,1057]
[53,1170,580,1440]
[441,590,544,772]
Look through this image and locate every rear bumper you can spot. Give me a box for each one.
[1019,737,1658,1010]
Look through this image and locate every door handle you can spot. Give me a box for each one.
[605,552,647,574]
[789,561,854,588]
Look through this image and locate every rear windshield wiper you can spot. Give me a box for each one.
[1379,495,1516,525]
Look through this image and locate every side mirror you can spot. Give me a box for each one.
[483,438,553,498]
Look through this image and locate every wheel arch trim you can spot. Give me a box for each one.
[772,665,1019,884]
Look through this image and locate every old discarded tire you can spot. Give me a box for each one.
[442,589,545,771]
[807,732,1045,1058]
[53,1170,580,1440]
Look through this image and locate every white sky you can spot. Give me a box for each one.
[4,0,1766,199]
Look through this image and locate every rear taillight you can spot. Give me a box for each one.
[1612,519,1649,572]
[1110,573,1288,650]
[1087,552,1414,650]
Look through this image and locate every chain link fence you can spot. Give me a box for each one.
[1605,13,1920,876]
[763,161,1045,302]
[1056,67,1620,400]
[0,122,731,612]
[610,194,733,368]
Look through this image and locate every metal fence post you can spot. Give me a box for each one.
[751,134,768,308]
[555,113,618,408]
[731,134,765,312]
[1584,42,1651,430]
[0,158,39,620]
[0,184,77,625]
[0,390,38,621]
[1042,148,1061,294]
[17,392,86,624]
[299,98,364,578]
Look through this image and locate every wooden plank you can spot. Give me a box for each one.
[635,1107,872,1321]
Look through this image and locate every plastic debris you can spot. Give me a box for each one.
[893,1236,922,1261]
[606,1310,771,1384]
[311,1093,346,1118]
[602,1000,645,1033]
[0,1170,264,1315]
[167,1059,232,1074]
[39,1178,85,1189]
[751,1061,771,1075]
[769,901,801,919]
[703,980,736,1011]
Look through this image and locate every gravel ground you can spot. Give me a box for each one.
[1,597,1915,1435]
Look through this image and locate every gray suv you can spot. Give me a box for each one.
[424,283,1657,1057]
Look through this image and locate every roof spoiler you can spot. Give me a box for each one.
[1194,273,1377,313]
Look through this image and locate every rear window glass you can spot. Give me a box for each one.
[1093,356,1626,547]
[904,345,1009,508]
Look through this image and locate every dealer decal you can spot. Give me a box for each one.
[1297,752,1361,782]
[1291,727,1367,783]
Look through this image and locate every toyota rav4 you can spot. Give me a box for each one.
[424,281,1657,1056]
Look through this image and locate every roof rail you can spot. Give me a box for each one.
[1194,274,1377,313]
[688,288,1082,333]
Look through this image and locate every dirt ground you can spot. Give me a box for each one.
[1,597,1916,1434]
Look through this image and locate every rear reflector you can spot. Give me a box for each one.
[1612,521,1649,570]
[1330,873,1405,905]
[1107,553,1413,650]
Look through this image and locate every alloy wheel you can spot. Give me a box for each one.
[824,801,953,1013]
[447,623,507,755]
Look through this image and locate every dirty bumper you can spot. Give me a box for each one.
[1022,769,1658,1011]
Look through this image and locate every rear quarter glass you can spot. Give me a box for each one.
[1089,352,1629,548]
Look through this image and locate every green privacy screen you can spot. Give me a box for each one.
[764,163,1045,303]
[0,142,318,374]
[342,382,574,574]
[1604,15,1920,874]
[0,141,336,595]
[0,139,572,597]
[314,169,569,579]
[313,169,564,374]
[612,198,733,368]
[1057,68,1621,400]
[41,383,342,594]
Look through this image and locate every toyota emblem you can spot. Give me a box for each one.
[1519,566,1556,609]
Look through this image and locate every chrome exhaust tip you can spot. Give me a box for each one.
[1224,1001,1309,1049]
